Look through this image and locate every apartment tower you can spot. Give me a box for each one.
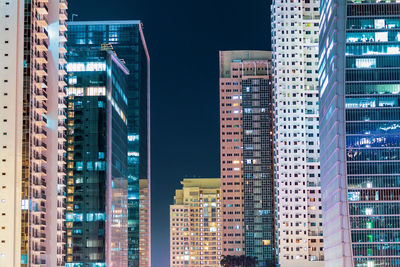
[0,0,67,266]
[170,178,222,267]
[319,1,400,266]
[219,51,275,264]
[271,0,324,266]
[67,21,151,267]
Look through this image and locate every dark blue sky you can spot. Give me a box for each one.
[69,0,271,266]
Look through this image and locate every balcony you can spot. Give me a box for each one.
[58,69,67,76]
[59,10,68,21]
[34,28,49,40]
[33,153,47,164]
[59,24,67,32]
[59,121,66,130]
[34,55,48,65]
[36,17,48,28]
[58,87,67,95]
[59,0,68,10]
[35,38,48,51]
[58,113,66,120]
[59,58,67,65]
[59,46,67,54]
[35,3,48,15]
[33,128,47,139]
[58,79,67,89]
[33,142,47,152]
[34,65,48,77]
[34,102,48,115]
[34,88,48,101]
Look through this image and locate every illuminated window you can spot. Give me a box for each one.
[365,208,373,215]
[68,76,77,85]
[348,192,360,201]
[375,32,388,42]
[68,87,84,96]
[76,162,83,171]
[86,87,106,96]
[66,62,106,72]
[355,58,376,69]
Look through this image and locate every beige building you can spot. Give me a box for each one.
[0,0,67,266]
[170,178,222,267]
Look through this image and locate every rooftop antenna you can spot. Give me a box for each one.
[72,14,78,21]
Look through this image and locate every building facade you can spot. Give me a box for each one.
[0,0,67,266]
[271,0,324,266]
[67,21,151,267]
[170,178,222,267]
[65,49,130,267]
[139,179,150,267]
[319,1,400,267]
[219,51,275,265]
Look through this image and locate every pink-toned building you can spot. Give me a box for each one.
[219,51,273,257]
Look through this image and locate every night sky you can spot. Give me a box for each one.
[69,0,271,266]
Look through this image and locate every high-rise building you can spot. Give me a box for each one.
[170,178,222,267]
[271,1,324,266]
[219,51,275,265]
[319,1,400,267]
[139,179,150,267]
[0,0,67,266]
[67,21,151,267]
[65,48,130,266]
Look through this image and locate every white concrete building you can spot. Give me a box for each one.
[0,0,67,266]
[271,0,324,266]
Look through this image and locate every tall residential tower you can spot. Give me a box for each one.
[320,1,400,266]
[271,0,324,266]
[0,0,67,266]
[219,51,275,265]
[67,21,151,267]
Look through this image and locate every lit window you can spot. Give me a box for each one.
[365,208,373,215]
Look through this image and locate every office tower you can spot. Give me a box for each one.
[219,51,275,265]
[139,179,150,266]
[319,1,400,267]
[67,21,151,267]
[0,0,67,266]
[65,48,130,266]
[170,178,222,267]
[271,0,324,266]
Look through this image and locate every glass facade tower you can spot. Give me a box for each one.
[67,21,151,267]
[66,49,130,267]
[242,71,275,265]
[319,1,400,266]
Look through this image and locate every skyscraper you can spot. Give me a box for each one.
[65,48,130,267]
[170,178,222,267]
[219,51,275,265]
[67,21,151,267]
[139,179,150,266]
[0,0,67,266]
[271,0,324,266]
[319,1,400,266]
